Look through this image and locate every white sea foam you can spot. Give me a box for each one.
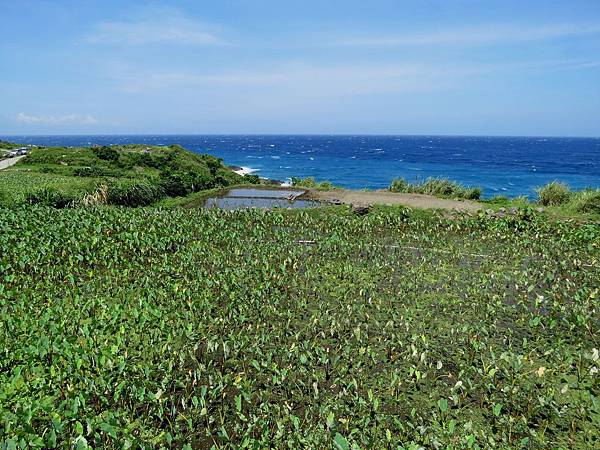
[233,166,258,176]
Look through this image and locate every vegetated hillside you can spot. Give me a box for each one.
[0,206,598,448]
[0,144,252,207]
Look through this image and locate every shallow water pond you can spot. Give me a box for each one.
[204,188,320,210]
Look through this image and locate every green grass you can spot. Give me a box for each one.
[389,177,482,200]
[482,183,600,220]
[0,170,97,207]
[1,206,598,448]
[0,143,248,207]
[537,181,572,206]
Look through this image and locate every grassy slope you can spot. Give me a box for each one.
[0,144,243,207]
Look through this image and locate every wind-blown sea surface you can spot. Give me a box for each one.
[3,135,599,198]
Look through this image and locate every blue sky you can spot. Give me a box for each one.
[1,0,600,136]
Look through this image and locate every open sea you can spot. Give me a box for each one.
[2,135,599,198]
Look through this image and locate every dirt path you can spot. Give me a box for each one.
[0,156,25,170]
[306,189,482,212]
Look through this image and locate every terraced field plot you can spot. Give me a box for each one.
[0,207,598,448]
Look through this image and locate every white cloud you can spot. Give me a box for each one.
[110,58,599,96]
[111,62,448,96]
[16,113,98,125]
[334,23,600,47]
[88,13,221,45]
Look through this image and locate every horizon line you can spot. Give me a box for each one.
[2,133,599,140]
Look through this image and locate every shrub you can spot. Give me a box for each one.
[291,177,336,190]
[73,166,106,177]
[291,176,316,188]
[26,187,79,208]
[159,172,216,197]
[389,177,482,200]
[205,156,223,176]
[129,152,165,169]
[80,185,109,206]
[93,146,119,161]
[242,174,260,184]
[107,181,166,207]
[464,187,482,200]
[537,181,571,206]
[389,178,409,193]
[571,190,600,214]
[421,178,458,197]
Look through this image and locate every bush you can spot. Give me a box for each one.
[107,181,166,207]
[421,178,459,197]
[26,187,79,208]
[205,156,223,176]
[571,190,600,214]
[389,178,409,193]
[389,177,481,200]
[73,166,109,177]
[242,174,260,184]
[291,176,336,190]
[159,172,216,197]
[291,176,316,188]
[537,181,571,206]
[464,187,482,200]
[93,146,119,162]
[129,152,166,169]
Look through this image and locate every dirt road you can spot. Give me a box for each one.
[0,156,24,170]
[306,189,482,212]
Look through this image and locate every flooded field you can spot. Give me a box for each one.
[204,188,320,210]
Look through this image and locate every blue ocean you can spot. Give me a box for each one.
[3,135,599,198]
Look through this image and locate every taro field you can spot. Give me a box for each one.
[0,206,599,449]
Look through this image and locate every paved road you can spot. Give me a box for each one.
[0,156,25,170]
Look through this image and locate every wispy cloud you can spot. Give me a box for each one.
[16,113,98,125]
[109,58,599,96]
[334,23,600,47]
[87,12,221,45]
[111,63,447,95]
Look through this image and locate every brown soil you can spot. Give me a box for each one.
[304,189,482,212]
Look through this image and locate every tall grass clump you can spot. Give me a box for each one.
[570,189,600,214]
[389,177,481,200]
[25,187,81,208]
[107,181,166,206]
[536,181,572,206]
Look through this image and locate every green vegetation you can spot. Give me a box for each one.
[389,177,482,200]
[1,206,599,448]
[537,181,572,206]
[1,142,599,447]
[0,144,250,207]
[483,182,600,219]
[291,176,338,191]
[535,181,600,214]
[0,171,97,207]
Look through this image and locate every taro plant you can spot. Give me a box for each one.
[0,206,598,448]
